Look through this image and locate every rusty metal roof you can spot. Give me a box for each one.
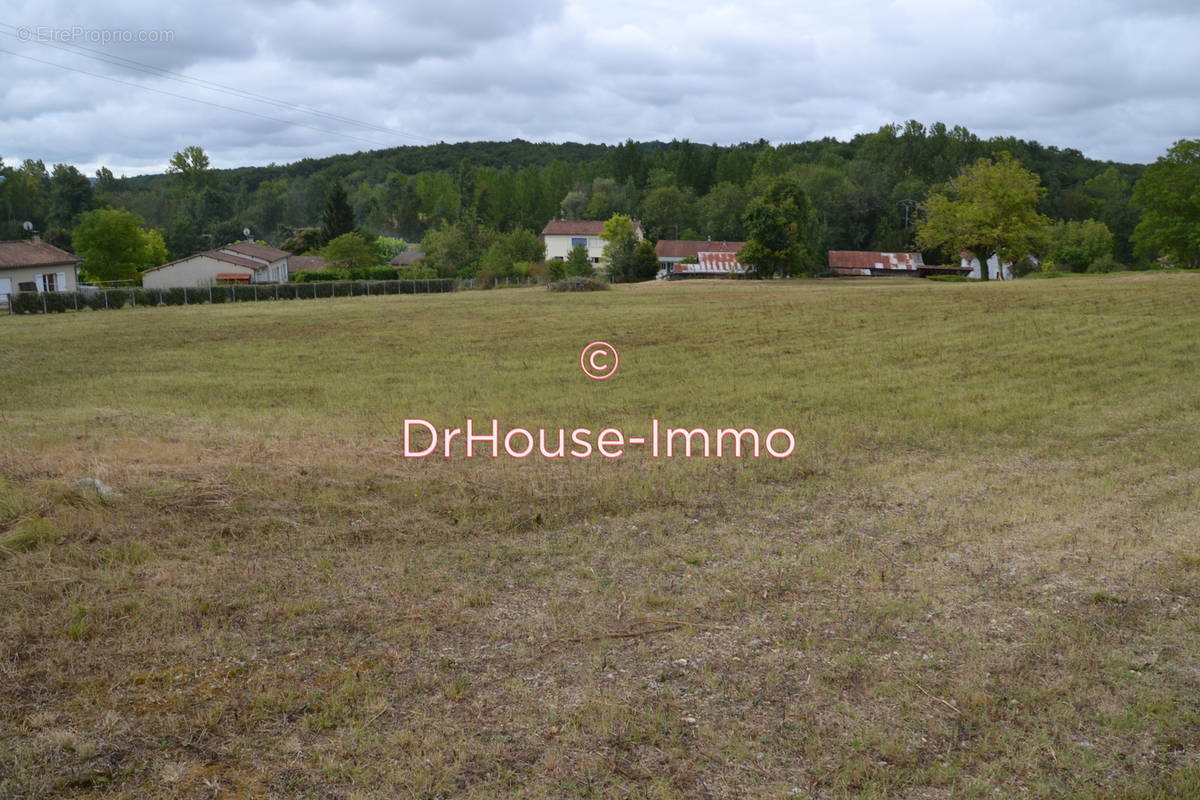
[674,251,747,273]
[656,240,745,259]
[0,238,82,269]
[827,250,925,270]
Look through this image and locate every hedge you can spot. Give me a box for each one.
[7,279,456,314]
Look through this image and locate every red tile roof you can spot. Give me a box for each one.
[0,238,82,269]
[541,219,644,236]
[827,251,924,270]
[656,240,745,259]
[288,255,328,273]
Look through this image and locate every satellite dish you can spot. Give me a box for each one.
[22,221,33,232]
[243,227,251,238]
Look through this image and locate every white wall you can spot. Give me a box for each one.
[0,265,77,294]
[545,229,644,266]
[545,234,605,263]
[142,256,255,289]
[962,254,1013,280]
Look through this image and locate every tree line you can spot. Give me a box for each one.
[1,123,1196,283]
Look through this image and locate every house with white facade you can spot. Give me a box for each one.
[142,241,290,289]
[0,236,83,303]
[541,219,644,271]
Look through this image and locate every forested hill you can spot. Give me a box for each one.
[2,122,1146,266]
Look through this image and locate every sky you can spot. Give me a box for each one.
[1,0,1198,175]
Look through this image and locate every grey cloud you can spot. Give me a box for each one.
[1,0,1198,173]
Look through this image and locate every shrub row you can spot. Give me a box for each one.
[292,265,438,282]
[546,276,609,292]
[7,279,456,314]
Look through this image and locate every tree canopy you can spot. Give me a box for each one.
[738,175,811,278]
[1132,139,1200,269]
[916,152,1052,279]
[72,209,168,283]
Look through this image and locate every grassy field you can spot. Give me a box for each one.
[2,274,1199,799]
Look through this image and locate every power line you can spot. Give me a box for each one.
[0,46,406,151]
[0,24,429,145]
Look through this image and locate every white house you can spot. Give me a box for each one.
[142,241,290,289]
[541,219,644,271]
[0,236,83,303]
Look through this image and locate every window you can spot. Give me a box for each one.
[18,281,36,292]
[571,237,587,248]
[42,273,58,291]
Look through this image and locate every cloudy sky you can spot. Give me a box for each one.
[2,0,1198,175]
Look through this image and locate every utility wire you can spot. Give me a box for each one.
[0,46,405,151]
[0,24,429,145]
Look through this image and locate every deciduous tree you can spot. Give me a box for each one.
[72,209,167,283]
[738,175,810,278]
[916,152,1051,280]
[320,232,379,272]
[1132,139,1200,269]
[1050,219,1114,272]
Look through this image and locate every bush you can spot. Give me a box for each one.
[6,278,457,314]
[547,276,609,292]
[294,269,350,282]
[1087,254,1124,273]
[396,265,438,280]
[349,266,398,281]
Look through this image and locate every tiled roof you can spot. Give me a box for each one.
[0,238,82,269]
[143,250,262,274]
[288,255,328,273]
[827,251,925,270]
[220,241,289,263]
[390,250,426,266]
[541,219,644,236]
[656,240,745,259]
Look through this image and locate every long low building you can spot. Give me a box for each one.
[827,250,971,278]
[142,241,290,289]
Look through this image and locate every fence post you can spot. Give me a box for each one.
[229,286,234,303]
[73,292,79,311]
[104,290,109,310]
[42,293,47,314]
[131,290,136,308]
[209,285,213,303]
[254,284,258,301]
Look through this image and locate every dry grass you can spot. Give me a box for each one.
[1,274,1199,798]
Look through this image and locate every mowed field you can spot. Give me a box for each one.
[2,275,1199,799]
